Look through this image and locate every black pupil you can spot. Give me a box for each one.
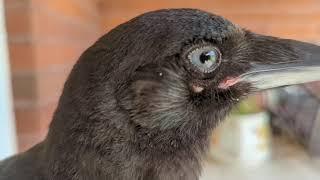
[199,52,211,64]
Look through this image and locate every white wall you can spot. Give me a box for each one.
[0,0,17,160]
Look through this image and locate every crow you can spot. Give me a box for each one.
[1,8,320,180]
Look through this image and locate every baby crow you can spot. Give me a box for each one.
[1,9,320,180]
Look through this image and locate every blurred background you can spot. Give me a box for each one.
[2,0,320,179]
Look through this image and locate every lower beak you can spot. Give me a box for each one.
[240,37,320,90]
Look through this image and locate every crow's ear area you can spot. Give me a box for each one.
[239,33,320,90]
[131,80,162,97]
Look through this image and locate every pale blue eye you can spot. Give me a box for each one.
[188,46,221,73]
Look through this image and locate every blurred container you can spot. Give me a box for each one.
[266,84,320,156]
[209,96,271,166]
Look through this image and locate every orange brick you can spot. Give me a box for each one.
[267,24,319,41]
[39,103,57,131]
[31,0,101,27]
[8,42,35,71]
[17,132,46,152]
[33,43,87,69]
[101,1,320,42]
[36,66,72,103]
[15,106,41,134]
[15,102,56,135]
[4,0,29,8]
[11,72,37,101]
[31,7,101,44]
[4,1,32,37]
[226,13,320,26]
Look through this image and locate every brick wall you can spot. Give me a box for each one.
[5,0,103,151]
[5,0,320,151]
[99,0,320,42]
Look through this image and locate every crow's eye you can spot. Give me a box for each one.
[187,46,221,73]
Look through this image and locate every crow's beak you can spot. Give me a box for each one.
[240,35,320,90]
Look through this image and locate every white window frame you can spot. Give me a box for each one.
[0,0,17,160]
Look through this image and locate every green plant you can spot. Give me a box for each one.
[232,95,263,115]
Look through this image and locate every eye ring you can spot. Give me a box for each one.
[185,44,222,74]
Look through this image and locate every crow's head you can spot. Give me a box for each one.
[50,9,320,153]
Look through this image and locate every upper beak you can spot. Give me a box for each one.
[240,35,320,90]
